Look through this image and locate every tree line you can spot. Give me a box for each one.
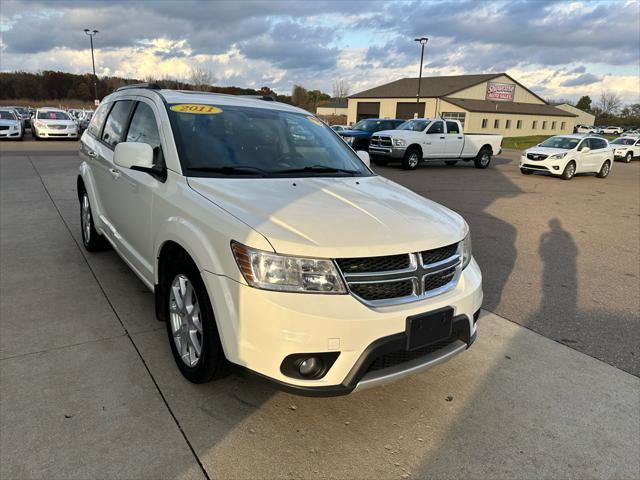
[0,70,349,114]
[558,92,640,127]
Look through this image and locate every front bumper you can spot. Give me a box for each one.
[203,258,482,395]
[519,156,566,175]
[0,129,21,138]
[369,145,407,159]
[34,127,78,138]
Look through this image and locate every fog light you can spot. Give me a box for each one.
[552,166,560,170]
[298,357,323,377]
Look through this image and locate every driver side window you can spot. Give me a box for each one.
[125,102,163,165]
[427,121,444,134]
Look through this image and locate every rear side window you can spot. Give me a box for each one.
[446,121,460,134]
[88,102,111,138]
[101,100,133,147]
[591,138,607,150]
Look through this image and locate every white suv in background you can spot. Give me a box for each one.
[77,84,482,395]
[610,137,640,163]
[32,108,78,140]
[520,134,613,180]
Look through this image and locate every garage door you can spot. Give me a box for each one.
[396,102,426,120]
[356,102,380,121]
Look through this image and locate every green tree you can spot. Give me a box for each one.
[575,95,592,112]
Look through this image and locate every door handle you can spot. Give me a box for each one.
[439,136,445,139]
[109,168,120,179]
[457,137,463,140]
[87,150,97,158]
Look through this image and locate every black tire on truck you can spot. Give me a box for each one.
[402,147,421,170]
[474,147,492,169]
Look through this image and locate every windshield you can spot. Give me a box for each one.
[538,136,580,149]
[37,111,70,120]
[397,119,429,131]
[167,104,372,178]
[0,110,17,120]
[13,107,28,115]
[351,119,382,132]
[611,138,634,145]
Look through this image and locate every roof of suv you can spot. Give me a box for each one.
[107,87,308,115]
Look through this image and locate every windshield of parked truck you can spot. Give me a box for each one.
[351,119,384,132]
[539,136,580,149]
[397,119,429,131]
[168,104,373,178]
[0,110,17,120]
[611,137,635,145]
[37,111,70,120]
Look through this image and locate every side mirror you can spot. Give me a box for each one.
[581,147,591,153]
[356,150,370,168]
[114,142,154,170]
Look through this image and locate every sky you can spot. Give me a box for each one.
[1,0,639,104]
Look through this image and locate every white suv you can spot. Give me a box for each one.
[78,85,482,395]
[520,134,613,180]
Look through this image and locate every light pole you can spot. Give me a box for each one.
[414,37,428,107]
[84,29,99,102]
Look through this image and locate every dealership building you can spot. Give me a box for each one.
[347,73,578,137]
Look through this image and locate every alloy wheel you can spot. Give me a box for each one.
[81,194,91,244]
[169,274,203,367]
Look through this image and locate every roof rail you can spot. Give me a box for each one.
[240,94,275,101]
[115,82,162,92]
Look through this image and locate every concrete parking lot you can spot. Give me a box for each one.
[1,139,639,480]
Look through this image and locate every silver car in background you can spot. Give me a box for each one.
[0,108,24,140]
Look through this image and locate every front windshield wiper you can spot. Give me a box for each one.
[186,165,268,176]
[273,165,360,175]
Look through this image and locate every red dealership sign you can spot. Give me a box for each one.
[486,82,515,101]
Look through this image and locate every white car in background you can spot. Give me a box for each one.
[32,108,79,140]
[601,126,624,135]
[0,108,24,140]
[520,134,613,180]
[611,136,640,163]
[575,124,597,134]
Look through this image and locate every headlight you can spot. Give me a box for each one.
[548,152,567,160]
[34,121,44,128]
[461,232,472,270]
[231,242,346,294]
[392,138,406,147]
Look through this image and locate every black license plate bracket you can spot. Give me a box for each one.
[406,307,453,351]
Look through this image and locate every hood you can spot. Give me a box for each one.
[35,118,75,126]
[187,176,466,258]
[339,130,371,138]
[0,119,19,126]
[524,146,573,156]
[373,129,420,140]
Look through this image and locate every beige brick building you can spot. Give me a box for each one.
[347,73,577,137]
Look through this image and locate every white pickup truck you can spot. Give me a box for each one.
[368,118,503,170]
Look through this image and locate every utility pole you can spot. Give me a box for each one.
[84,29,99,103]
[414,37,429,109]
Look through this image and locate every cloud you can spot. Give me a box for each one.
[0,0,638,103]
[561,73,601,87]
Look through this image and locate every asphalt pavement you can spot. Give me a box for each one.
[1,139,639,479]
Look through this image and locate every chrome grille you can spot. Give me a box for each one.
[337,243,462,307]
[49,124,67,130]
[370,135,392,148]
[526,153,548,161]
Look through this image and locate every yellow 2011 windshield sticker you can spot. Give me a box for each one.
[307,116,324,126]
[170,104,223,114]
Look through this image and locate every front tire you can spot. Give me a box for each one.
[80,191,110,251]
[624,152,632,163]
[164,252,227,384]
[596,160,611,178]
[402,148,421,170]
[474,148,491,169]
[561,161,576,180]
